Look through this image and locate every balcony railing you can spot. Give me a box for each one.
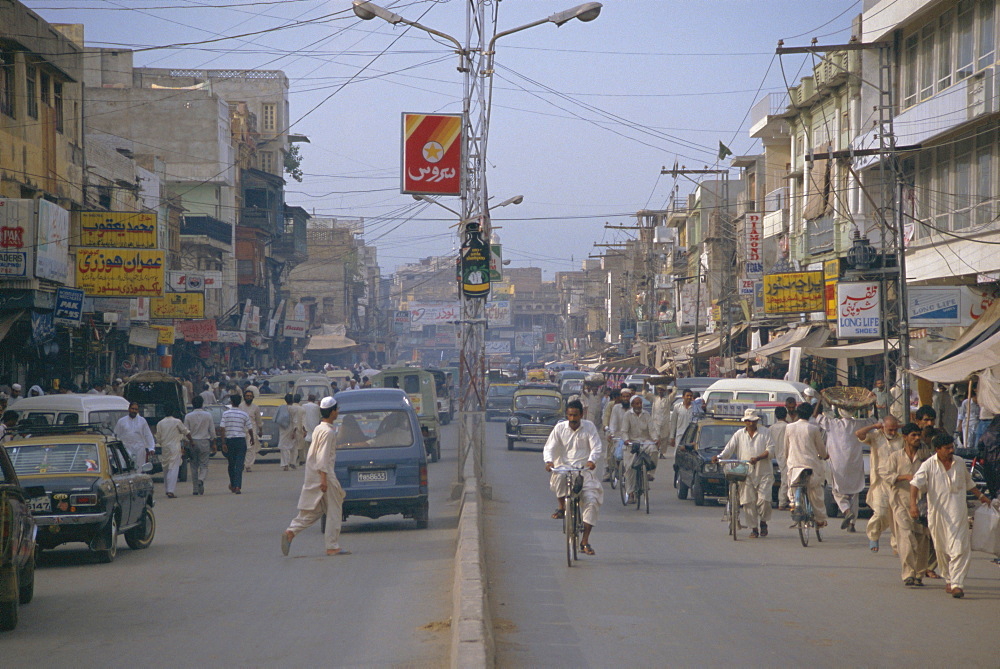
[240,208,279,235]
[750,92,790,129]
[181,214,232,245]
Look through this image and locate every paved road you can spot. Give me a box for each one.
[484,421,1000,668]
[4,424,460,668]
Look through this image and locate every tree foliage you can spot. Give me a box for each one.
[284,145,304,183]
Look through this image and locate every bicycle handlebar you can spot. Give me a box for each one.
[550,465,587,473]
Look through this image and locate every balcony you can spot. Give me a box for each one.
[749,92,791,139]
[273,214,308,264]
[181,214,232,247]
[240,207,279,235]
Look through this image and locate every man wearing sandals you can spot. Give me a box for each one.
[785,402,829,528]
[544,399,604,556]
[856,415,904,553]
[713,408,773,538]
[910,432,994,598]
[888,423,932,587]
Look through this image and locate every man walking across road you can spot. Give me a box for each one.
[221,394,253,494]
[300,393,321,467]
[910,432,995,598]
[282,396,350,557]
[888,423,932,587]
[714,408,774,538]
[239,388,263,472]
[785,403,828,527]
[816,405,873,532]
[115,402,155,470]
[856,416,904,553]
[184,396,216,495]
[544,399,604,556]
[156,409,192,498]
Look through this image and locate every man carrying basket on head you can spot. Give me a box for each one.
[713,408,774,538]
[815,387,876,533]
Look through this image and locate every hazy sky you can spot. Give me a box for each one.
[26,0,857,277]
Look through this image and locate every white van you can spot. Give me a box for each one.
[701,379,810,406]
[10,394,130,431]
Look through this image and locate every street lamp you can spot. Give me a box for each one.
[413,192,523,222]
[354,0,599,496]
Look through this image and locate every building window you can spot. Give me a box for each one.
[262,103,276,131]
[258,150,273,173]
[0,50,13,118]
[938,9,954,91]
[53,82,64,133]
[980,0,997,70]
[25,66,38,119]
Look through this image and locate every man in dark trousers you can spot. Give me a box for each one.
[221,394,253,494]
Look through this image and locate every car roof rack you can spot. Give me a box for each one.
[8,422,116,439]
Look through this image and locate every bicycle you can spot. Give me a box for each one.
[790,468,823,547]
[626,441,652,514]
[718,459,750,541]
[607,438,621,491]
[551,465,586,567]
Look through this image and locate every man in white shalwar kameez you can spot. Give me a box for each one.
[114,402,155,469]
[276,394,302,470]
[909,432,993,598]
[155,411,191,498]
[282,396,349,557]
[785,403,829,526]
[714,408,774,538]
[544,399,604,556]
[889,423,932,586]
[239,389,263,472]
[620,395,659,500]
[645,384,674,458]
[771,406,791,510]
[300,394,321,467]
[816,406,873,532]
[856,416,904,552]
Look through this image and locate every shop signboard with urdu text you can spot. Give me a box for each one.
[78,212,157,248]
[763,271,824,314]
[76,248,165,297]
[401,113,462,196]
[178,319,218,342]
[836,281,881,338]
[149,292,205,319]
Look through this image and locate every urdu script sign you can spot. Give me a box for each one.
[763,271,825,314]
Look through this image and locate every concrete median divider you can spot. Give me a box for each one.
[450,474,493,668]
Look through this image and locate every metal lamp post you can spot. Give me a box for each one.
[353,1,601,495]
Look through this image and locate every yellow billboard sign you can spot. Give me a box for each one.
[150,324,175,345]
[150,293,205,319]
[78,212,157,249]
[763,271,825,314]
[75,248,165,297]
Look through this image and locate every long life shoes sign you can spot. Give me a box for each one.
[401,113,462,196]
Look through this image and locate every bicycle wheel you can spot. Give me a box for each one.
[636,463,645,511]
[644,470,650,514]
[565,496,575,567]
[816,523,823,543]
[619,461,629,506]
[609,460,618,489]
[796,488,811,547]
[571,501,580,560]
[729,482,739,540]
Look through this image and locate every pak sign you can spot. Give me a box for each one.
[401,113,462,196]
[0,199,33,277]
[53,287,84,326]
[763,271,824,314]
[836,281,881,338]
[745,213,763,279]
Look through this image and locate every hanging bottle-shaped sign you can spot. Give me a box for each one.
[460,222,491,299]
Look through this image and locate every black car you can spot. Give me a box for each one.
[505,385,564,451]
[673,418,781,506]
[5,424,156,563]
[486,383,517,421]
[0,440,41,631]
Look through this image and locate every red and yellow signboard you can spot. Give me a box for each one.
[78,212,157,249]
[763,271,825,314]
[76,248,165,297]
[402,113,462,196]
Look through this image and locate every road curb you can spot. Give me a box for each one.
[450,476,493,668]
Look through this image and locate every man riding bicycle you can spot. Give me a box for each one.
[712,408,774,538]
[544,399,604,556]
[785,402,829,527]
[621,394,658,503]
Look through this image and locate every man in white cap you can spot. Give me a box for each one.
[281,396,350,557]
[713,408,774,538]
[8,384,22,404]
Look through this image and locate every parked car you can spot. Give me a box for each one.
[5,424,156,563]
[673,416,781,506]
[333,389,429,528]
[0,438,41,631]
[370,368,441,462]
[506,384,564,451]
[486,383,517,421]
[11,394,129,430]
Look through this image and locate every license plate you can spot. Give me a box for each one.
[29,496,51,513]
[357,470,388,483]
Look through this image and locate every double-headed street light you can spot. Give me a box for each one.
[354,0,601,495]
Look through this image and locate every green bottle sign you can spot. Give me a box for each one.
[461,223,491,299]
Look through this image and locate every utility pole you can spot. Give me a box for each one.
[776,39,908,410]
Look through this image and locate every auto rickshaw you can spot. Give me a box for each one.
[370,367,441,462]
